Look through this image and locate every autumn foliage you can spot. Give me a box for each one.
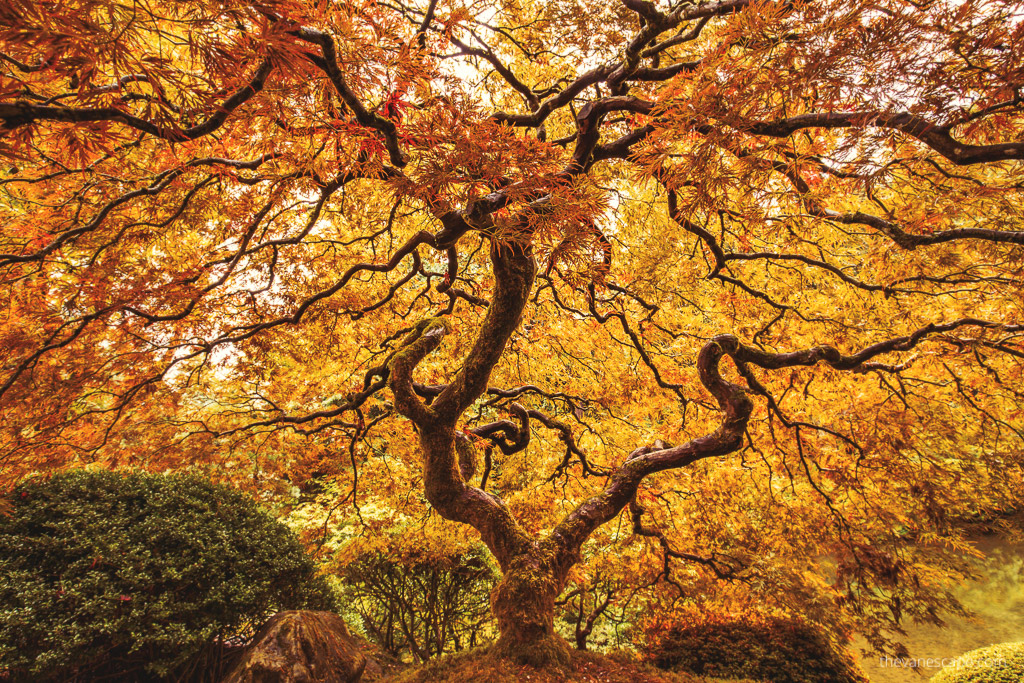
[2,0,1024,665]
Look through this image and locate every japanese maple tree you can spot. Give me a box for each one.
[2,0,1023,664]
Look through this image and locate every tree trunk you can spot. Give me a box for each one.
[489,550,572,668]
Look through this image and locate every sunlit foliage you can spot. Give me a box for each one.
[2,0,1023,659]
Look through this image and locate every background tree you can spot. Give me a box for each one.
[340,541,495,662]
[2,0,1023,666]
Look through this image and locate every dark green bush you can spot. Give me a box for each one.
[932,642,1024,683]
[643,610,867,683]
[0,469,336,682]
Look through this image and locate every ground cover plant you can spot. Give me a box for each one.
[931,642,1024,683]
[643,609,867,683]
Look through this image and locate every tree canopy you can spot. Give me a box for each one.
[2,0,1023,663]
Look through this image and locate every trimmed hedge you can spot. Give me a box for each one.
[931,642,1024,683]
[0,470,336,682]
[644,610,867,683]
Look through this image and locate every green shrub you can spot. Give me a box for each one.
[0,469,337,682]
[931,642,1024,683]
[643,610,867,683]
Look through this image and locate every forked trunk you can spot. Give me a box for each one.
[489,552,572,668]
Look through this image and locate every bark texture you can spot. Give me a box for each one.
[489,545,572,668]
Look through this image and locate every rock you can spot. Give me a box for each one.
[221,610,366,683]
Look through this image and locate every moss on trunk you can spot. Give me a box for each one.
[489,551,572,669]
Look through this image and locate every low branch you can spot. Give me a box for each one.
[388,318,449,425]
[631,487,747,580]
[546,317,1022,566]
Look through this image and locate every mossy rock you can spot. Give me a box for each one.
[222,611,365,683]
[931,642,1024,683]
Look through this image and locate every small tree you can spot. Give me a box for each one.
[342,544,495,661]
